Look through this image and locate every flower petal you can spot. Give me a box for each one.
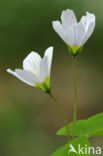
[52,21,72,45]
[80,12,95,45]
[79,12,95,31]
[40,57,49,82]
[52,21,66,42]
[7,69,40,86]
[68,23,86,46]
[61,9,77,28]
[44,47,53,75]
[52,9,77,46]
[23,51,41,78]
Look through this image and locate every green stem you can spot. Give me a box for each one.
[72,55,78,139]
[49,92,70,141]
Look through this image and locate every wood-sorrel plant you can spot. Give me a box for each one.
[7,9,103,156]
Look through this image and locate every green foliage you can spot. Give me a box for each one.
[51,136,90,156]
[57,113,103,138]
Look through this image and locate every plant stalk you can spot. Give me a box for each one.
[49,92,70,141]
[72,55,78,139]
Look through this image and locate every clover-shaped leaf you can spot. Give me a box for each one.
[57,113,103,138]
[51,136,90,156]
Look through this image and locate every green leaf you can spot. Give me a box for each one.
[51,136,90,156]
[57,113,103,138]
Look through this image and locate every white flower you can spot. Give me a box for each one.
[52,9,95,55]
[7,47,53,93]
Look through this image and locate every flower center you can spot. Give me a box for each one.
[35,77,51,93]
[71,45,79,51]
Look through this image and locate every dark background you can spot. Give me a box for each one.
[0,0,103,155]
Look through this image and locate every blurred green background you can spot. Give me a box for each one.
[0,0,103,155]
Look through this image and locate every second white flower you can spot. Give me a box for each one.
[52,9,96,55]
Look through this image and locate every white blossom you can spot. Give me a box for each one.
[7,47,53,93]
[52,9,95,55]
